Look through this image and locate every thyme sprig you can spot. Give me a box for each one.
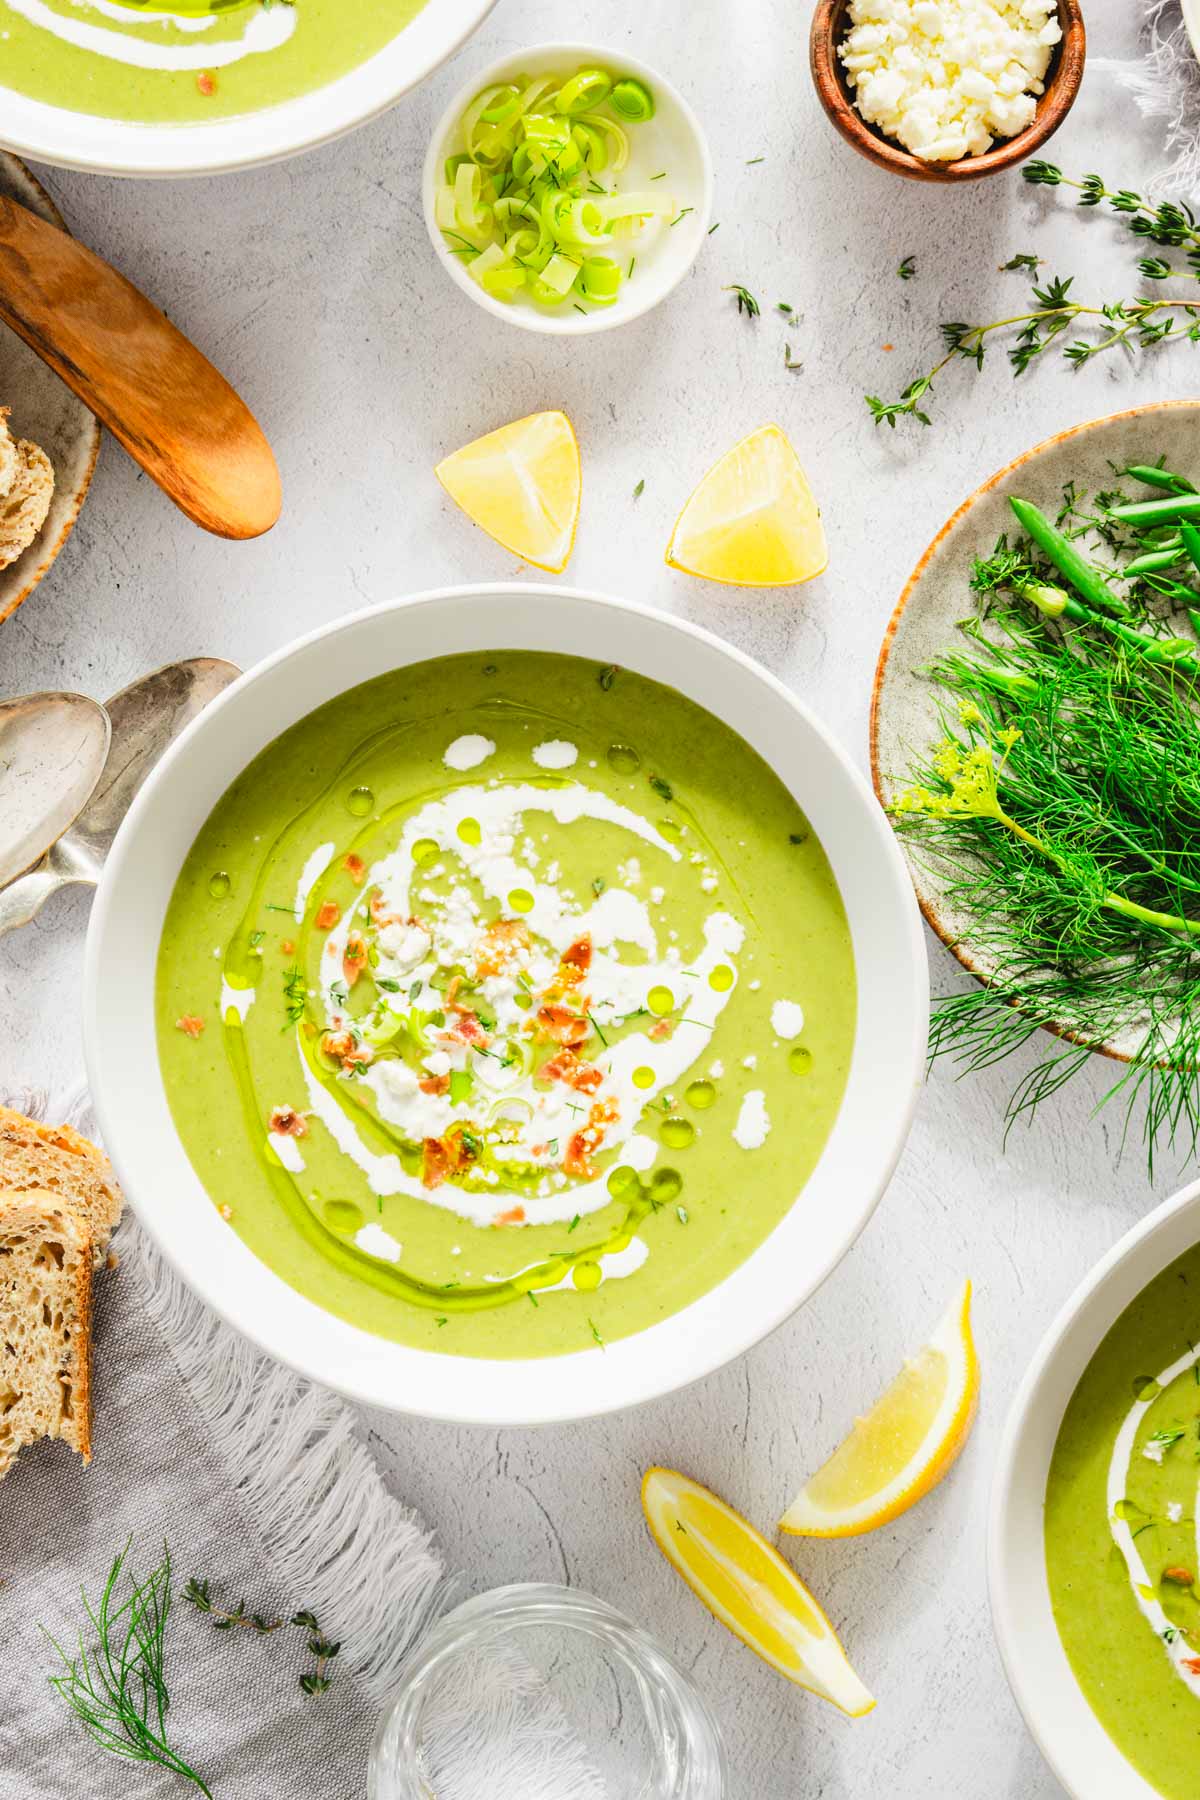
[724,283,760,319]
[869,162,1200,428]
[1024,162,1200,272]
[44,1542,213,1798]
[184,1577,341,1697]
[867,277,1200,428]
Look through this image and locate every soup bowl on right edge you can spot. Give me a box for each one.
[990,1178,1200,1800]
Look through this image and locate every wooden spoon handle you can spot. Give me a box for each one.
[0,195,281,540]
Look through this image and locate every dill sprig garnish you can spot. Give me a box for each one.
[889,470,1200,1166]
[44,1542,212,1797]
[283,964,307,1026]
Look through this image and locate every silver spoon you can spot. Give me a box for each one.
[0,691,110,888]
[0,657,239,935]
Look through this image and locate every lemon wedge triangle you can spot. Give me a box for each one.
[435,410,581,573]
[780,1280,980,1539]
[665,424,828,587]
[642,1466,875,1716]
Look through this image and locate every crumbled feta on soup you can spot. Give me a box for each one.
[839,0,1061,163]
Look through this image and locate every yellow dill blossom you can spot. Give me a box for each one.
[895,720,1021,824]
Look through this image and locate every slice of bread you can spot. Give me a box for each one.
[0,407,18,498]
[0,1107,122,1267]
[0,1188,93,1478]
[0,407,54,572]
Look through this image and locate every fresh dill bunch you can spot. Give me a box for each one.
[891,517,1200,1165]
[43,1541,213,1798]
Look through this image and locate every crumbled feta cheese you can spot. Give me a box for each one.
[377,920,430,972]
[839,0,1059,162]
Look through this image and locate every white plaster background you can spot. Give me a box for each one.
[0,2,1180,1793]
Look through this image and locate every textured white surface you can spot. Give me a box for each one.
[0,3,1179,1794]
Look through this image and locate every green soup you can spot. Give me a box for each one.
[0,0,426,125]
[1046,1243,1200,1797]
[155,652,856,1359]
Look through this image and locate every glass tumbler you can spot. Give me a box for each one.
[369,1581,727,1800]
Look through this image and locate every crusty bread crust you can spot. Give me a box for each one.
[0,1188,93,1478]
[0,432,53,572]
[0,1107,123,1268]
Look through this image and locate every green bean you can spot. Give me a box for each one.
[1180,521,1200,577]
[1015,578,1199,668]
[1124,464,1197,495]
[1009,497,1132,618]
[1106,494,1200,528]
[1126,546,1186,576]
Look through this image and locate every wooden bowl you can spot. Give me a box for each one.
[810,0,1086,182]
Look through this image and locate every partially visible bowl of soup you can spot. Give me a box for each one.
[0,0,498,176]
[85,583,927,1423]
[991,1178,1200,1798]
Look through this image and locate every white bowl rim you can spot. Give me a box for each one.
[0,0,498,178]
[421,41,714,336]
[85,581,928,1425]
[988,1174,1200,1798]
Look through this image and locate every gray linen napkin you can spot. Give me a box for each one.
[0,1212,440,1800]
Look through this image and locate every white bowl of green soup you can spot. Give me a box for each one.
[0,0,497,177]
[85,584,927,1423]
[991,1179,1200,1799]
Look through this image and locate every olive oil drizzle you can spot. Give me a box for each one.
[214,720,718,1316]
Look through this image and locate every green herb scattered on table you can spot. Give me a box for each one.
[183,1576,340,1694]
[725,283,760,319]
[897,255,916,280]
[889,462,1200,1164]
[44,1541,347,1793]
[868,164,1200,429]
[44,1542,214,1798]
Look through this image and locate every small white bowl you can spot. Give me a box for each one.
[422,42,713,335]
[989,1177,1200,1798]
[84,583,927,1426]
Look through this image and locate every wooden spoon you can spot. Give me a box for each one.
[0,194,281,539]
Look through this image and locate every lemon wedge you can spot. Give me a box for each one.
[435,411,581,573]
[642,1466,875,1715]
[780,1280,979,1539]
[665,425,828,587]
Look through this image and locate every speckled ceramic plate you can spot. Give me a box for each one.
[870,400,1200,1066]
[0,154,99,627]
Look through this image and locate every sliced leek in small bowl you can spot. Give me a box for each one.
[422,42,713,335]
